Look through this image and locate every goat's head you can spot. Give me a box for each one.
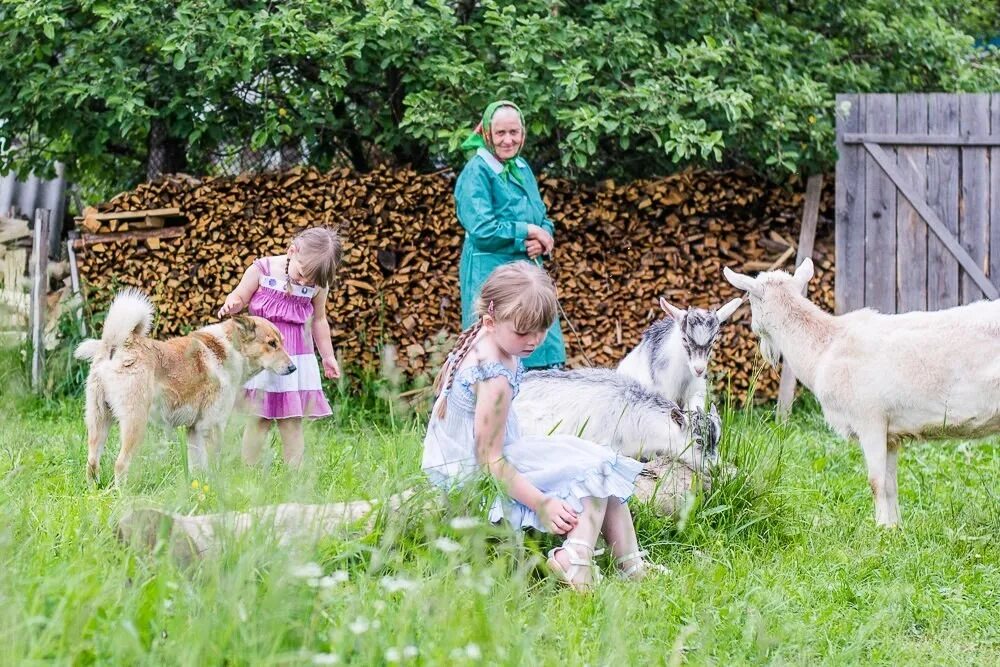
[659,296,743,378]
[690,403,722,465]
[723,258,815,367]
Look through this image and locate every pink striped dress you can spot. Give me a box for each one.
[243,258,332,420]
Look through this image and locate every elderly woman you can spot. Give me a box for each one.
[454,100,566,369]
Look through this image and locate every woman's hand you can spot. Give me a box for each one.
[322,355,341,379]
[218,294,246,318]
[525,239,545,259]
[526,224,554,255]
[537,496,579,535]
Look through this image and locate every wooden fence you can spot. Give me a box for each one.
[835,93,1000,314]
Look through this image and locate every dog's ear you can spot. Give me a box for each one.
[232,315,257,343]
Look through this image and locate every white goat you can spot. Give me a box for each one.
[617,297,743,410]
[724,258,1000,527]
[514,368,721,469]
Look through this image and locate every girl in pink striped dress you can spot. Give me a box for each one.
[218,227,342,468]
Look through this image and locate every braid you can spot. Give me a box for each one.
[284,254,293,295]
[433,321,482,418]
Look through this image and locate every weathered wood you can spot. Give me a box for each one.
[959,95,991,302]
[90,207,181,221]
[895,94,928,312]
[30,209,50,392]
[777,173,823,418]
[835,94,866,314]
[992,94,1000,292]
[72,225,186,248]
[926,94,961,309]
[862,142,999,299]
[66,235,86,336]
[864,94,897,313]
[843,133,1000,146]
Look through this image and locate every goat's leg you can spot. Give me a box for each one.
[885,443,901,526]
[858,425,895,527]
[187,426,209,472]
[114,416,149,487]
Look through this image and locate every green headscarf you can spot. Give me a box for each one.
[460,100,526,185]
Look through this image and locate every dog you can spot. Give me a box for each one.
[74,288,296,484]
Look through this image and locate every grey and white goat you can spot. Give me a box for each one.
[617,297,743,410]
[514,368,722,468]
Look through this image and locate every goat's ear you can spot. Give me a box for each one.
[659,297,686,320]
[669,405,685,428]
[793,257,815,289]
[723,267,761,297]
[709,403,720,418]
[715,296,743,323]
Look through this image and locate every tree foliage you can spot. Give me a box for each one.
[1,0,997,198]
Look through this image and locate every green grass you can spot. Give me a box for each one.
[1,358,999,666]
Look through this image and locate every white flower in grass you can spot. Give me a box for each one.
[374,600,387,612]
[348,616,370,635]
[433,537,462,554]
[384,648,402,663]
[449,516,480,530]
[380,576,419,593]
[465,643,482,660]
[291,562,324,579]
[317,571,350,588]
[312,653,340,665]
[403,646,418,659]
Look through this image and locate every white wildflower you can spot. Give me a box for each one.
[465,643,482,660]
[317,571,350,588]
[449,516,480,530]
[384,648,401,663]
[312,653,340,665]
[291,562,324,579]
[348,616,370,635]
[380,576,419,593]
[403,646,418,659]
[374,600,387,612]
[433,537,462,554]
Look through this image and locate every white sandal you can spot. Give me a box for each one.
[615,549,669,581]
[546,538,604,592]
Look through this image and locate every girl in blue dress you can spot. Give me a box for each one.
[422,261,662,591]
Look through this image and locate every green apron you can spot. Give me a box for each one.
[454,148,566,368]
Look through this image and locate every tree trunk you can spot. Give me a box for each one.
[146,118,188,180]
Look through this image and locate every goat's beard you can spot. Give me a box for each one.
[758,335,780,367]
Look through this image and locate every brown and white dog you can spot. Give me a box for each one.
[74,289,295,485]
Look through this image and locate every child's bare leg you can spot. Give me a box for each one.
[603,498,659,579]
[276,418,305,469]
[242,418,272,465]
[552,496,607,588]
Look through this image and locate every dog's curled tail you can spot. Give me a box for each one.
[74,288,155,360]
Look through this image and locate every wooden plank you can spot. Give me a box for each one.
[90,207,181,221]
[777,173,823,418]
[30,209,50,392]
[992,94,1000,293]
[843,133,1000,146]
[863,142,999,299]
[835,94,865,314]
[895,94,928,312]
[926,94,961,310]
[864,94,897,313]
[72,225,186,248]
[959,94,991,302]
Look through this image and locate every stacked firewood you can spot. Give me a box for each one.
[75,166,834,401]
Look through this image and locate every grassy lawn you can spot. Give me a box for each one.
[1,362,998,666]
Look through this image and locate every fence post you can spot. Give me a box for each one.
[66,232,87,336]
[29,208,51,392]
[777,174,823,419]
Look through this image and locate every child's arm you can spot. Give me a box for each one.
[218,262,262,317]
[474,376,578,534]
[311,287,341,379]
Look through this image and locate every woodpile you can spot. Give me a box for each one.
[75,166,835,402]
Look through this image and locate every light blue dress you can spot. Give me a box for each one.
[422,360,644,532]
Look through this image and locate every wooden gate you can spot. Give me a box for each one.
[835,93,1000,314]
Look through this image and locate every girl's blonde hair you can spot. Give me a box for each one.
[289,226,342,289]
[432,261,557,417]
